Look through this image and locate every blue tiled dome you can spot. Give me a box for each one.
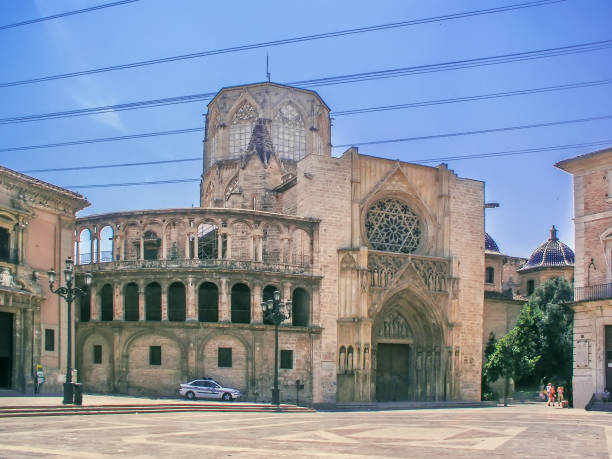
[518,226,574,272]
[485,232,501,253]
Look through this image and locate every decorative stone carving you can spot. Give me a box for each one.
[378,313,411,339]
[232,102,258,123]
[365,199,422,254]
[0,267,14,288]
[368,252,449,292]
[225,175,240,201]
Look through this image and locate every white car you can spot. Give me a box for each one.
[179,379,242,401]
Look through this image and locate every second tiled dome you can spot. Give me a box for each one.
[518,225,574,272]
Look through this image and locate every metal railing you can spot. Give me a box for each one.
[574,283,612,302]
[76,257,314,275]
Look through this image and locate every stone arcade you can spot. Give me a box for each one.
[74,82,487,405]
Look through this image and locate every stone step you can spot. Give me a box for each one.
[0,403,314,418]
[333,400,497,411]
[586,402,612,412]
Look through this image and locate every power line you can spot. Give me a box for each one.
[3,76,611,125]
[0,127,203,153]
[294,40,612,89]
[3,113,611,154]
[0,0,140,31]
[60,139,612,189]
[331,79,612,116]
[0,0,567,88]
[22,157,200,173]
[332,114,612,148]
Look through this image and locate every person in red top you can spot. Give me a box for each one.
[547,384,556,407]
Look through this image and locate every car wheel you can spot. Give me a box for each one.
[222,393,232,402]
[186,391,196,400]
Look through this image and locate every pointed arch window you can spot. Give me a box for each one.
[229,102,258,159]
[271,103,306,161]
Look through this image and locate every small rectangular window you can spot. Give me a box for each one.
[93,345,102,364]
[149,346,162,366]
[218,347,232,368]
[280,350,293,370]
[44,329,55,352]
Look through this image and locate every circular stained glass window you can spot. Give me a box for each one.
[365,199,422,253]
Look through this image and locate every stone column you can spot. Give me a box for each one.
[139,237,144,261]
[162,234,167,260]
[186,276,197,321]
[138,281,145,321]
[161,280,168,321]
[226,234,232,259]
[96,234,102,263]
[114,284,123,320]
[283,282,292,325]
[184,233,190,259]
[252,284,262,323]
[219,278,230,322]
[89,284,99,321]
[192,235,198,259]
[90,233,96,265]
[217,232,223,260]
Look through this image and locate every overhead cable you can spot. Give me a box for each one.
[3,113,611,154]
[59,138,612,189]
[0,0,567,87]
[0,0,140,31]
[2,77,610,125]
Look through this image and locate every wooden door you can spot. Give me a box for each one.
[376,343,410,401]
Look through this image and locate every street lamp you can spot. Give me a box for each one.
[48,257,92,405]
[261,290,291,407]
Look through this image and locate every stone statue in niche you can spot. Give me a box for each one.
[378,313,410,339]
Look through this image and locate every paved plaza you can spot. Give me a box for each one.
[0,402,610,458]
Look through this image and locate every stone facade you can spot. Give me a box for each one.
[557,147,612,409]
[75,82,489,404]
[0,166,89,393]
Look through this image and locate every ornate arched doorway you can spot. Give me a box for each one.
[372,291,447,402]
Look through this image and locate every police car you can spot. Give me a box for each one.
[179,378,242,401]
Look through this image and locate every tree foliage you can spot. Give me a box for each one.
[483,277,574,390]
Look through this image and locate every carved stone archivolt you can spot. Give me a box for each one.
[368,252,449,293]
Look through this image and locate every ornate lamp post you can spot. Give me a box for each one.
[260,290,291,407]
[48,257,92,404]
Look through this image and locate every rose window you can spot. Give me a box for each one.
[365,199,422,253]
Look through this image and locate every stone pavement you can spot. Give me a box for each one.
[0,402,610,458]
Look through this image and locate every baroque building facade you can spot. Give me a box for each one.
[557,147,612,409]
[74,82,490,405]
[0,166,89,393]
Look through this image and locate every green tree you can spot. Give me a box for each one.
[530,277,573,387]
[483,277,574,403]
[484,305,542,403]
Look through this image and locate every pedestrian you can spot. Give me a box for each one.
[547,384,556,407]
[545,382,552,406]
[557,386,565,407]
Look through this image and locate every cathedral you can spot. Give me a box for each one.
[68,82,572,405]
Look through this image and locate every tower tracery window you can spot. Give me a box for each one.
[365,198,422,254]
[271,103,306,161]
[228,102,258,158]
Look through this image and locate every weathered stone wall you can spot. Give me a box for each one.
[449,175,485,400]
[296,152,352,403]
[76,322,319,403]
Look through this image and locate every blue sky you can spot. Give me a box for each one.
[1,0,611,258]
